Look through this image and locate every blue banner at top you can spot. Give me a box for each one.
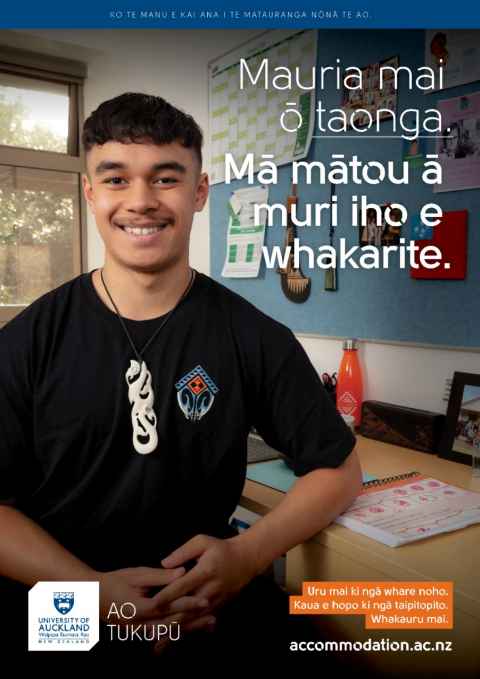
[1,1,480,29]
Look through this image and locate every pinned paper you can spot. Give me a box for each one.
[222,185,269,278]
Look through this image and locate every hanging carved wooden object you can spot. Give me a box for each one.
[277,182,311,303]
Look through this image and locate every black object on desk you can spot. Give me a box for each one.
[359,400,445,454]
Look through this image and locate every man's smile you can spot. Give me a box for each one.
[113,219,172,238]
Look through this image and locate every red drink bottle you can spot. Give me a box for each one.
[336,339,363,427]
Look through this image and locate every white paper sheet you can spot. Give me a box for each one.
[221,185,268,278]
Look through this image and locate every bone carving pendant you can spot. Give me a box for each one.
[125,359,158,454]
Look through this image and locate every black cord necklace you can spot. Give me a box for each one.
[100,267,196,455]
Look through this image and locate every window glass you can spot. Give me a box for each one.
[0,165,79,306]
[0,72,70,153]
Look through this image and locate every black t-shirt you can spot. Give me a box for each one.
[0,270,355,572]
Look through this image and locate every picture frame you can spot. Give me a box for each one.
[341,55,400,127]
[440,371,480,465]
[358,202,402,248]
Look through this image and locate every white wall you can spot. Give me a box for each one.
[297,334,479,414]
[2,29,478,414]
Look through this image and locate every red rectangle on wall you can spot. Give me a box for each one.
[410,210,468,280]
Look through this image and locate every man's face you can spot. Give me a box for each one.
[83,140,208,273]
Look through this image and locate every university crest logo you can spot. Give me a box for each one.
[175,365,218,422]
[53,592,74,615]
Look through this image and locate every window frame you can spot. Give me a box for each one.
[0,45,87,326]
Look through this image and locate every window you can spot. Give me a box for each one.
[0,72,70,153]
[0,45,86,325]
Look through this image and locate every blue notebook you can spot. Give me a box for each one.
[246,459,376,493]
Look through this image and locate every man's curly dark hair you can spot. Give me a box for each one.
[82,92,203,166]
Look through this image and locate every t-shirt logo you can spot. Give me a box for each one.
[175,365,219,422]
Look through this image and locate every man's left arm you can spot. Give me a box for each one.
[157,448,362,613]
[231,446,363,574]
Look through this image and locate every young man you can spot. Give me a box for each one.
[0,93,362,661]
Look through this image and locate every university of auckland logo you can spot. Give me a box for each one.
[175,365,218,422]
[53,592,74,615]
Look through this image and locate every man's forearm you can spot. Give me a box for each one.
[230,448,363,576]
[0,506,97,586]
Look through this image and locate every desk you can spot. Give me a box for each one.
[240,435,480,677]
